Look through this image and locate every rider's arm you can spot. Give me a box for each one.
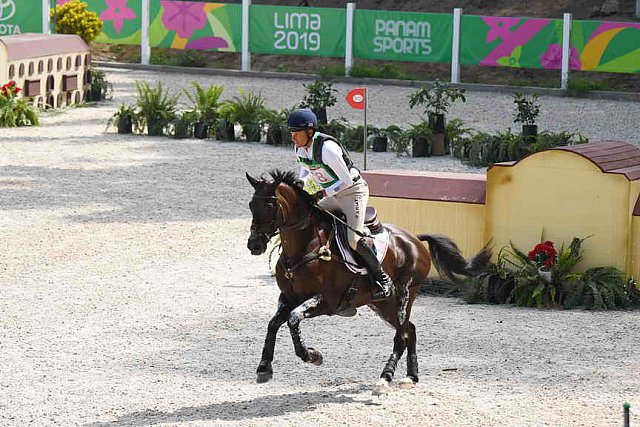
[321,140,354,197]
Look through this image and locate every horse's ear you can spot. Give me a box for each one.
[246,172,260,188]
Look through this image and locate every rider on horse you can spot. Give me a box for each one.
[288,108,393,301]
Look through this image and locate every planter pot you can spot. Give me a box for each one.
[194,121,208,139]
[538,266,552,283]
[313,107,328,125]
[243,124,262,142]
[174,121,191,139]
[372,136,388,152]
[267,125,284,145]
[522,124,538,144]
[147,118,165,136]
[216,120,235,141]
[116,116,133,134]
[412,135,430,157]
[430,113,445,133]
[431,133,446,156]
[90,88,103,102]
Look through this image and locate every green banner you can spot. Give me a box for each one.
[250,5,345,57]
[460,15,562,70]
[571,20,640,74]
[353,10,452,63]
[150,1,241,52]
[1,0,43,35]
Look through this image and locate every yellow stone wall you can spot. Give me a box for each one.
[369,196,486,264]
[486,150,630,272]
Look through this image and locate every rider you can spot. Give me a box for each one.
[287,108,393,301]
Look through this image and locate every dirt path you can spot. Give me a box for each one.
[0,69,638,426]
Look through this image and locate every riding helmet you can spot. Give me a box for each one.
[287,108,318,132]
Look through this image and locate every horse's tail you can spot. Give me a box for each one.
[417,234,492,282]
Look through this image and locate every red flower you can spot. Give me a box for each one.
[528,240,557,267]
[1,80,22,99]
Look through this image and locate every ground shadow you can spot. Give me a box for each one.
[88,386,372,426]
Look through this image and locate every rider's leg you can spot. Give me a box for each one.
[338,181,393,301]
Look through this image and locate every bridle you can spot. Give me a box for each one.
[250,193,312,241]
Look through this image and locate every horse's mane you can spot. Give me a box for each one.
[267,169,329,219]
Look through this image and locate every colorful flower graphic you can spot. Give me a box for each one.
[100,0,136,34]
[161,1,208,39]
[482,17,520,43]
[56,0,72,5]
[540,43,581,70]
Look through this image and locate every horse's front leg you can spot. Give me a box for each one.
[288,294,324,366]
[256,293,290,383]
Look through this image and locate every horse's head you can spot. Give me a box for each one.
[246,170,313,255]
[246,172,279,255]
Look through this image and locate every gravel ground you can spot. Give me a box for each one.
[0,68,639,426]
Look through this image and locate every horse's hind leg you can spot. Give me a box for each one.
[288,294,323,366]
[256,293,290,383]
[373,323,408,395]
[398,321,418,389]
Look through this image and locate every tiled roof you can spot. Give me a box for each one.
[0,34,89,61]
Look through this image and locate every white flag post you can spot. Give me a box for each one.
[345,87,368,170]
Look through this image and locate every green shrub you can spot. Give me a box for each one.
[51,0,103,44]
[567,78,612,97]
[349,64,413,80]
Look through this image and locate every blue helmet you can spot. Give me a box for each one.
[287,108,318,131]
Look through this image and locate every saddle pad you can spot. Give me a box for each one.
[335,226,390,275]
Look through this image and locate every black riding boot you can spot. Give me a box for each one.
[356,238,393,301]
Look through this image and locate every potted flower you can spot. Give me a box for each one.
[408,79,466,156]
[301,80,338,125]
[513,92,540,144]
[106,103,137,134]
[0,81,39,127]
[216,101,236,141]
[183,82,223,139]
[527,240,558,282]
[135,81,179,136]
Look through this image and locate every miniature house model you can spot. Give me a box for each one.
[0,33,91,108]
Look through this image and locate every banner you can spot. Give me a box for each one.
[353,10,452,63]
[460,15,562,70]
[571,20,640,74]
[54,0,142,45]
[0,0,42,35]
[250,5,346,57]
[149,1,241,51]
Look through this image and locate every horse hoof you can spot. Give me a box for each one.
[372,378,390,396]
[256,371,273,383]
[398,377,416,389]
[307,348,323,366]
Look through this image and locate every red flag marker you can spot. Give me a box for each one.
[346,87,366,110]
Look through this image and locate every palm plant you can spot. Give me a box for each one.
[183,82,223,138]
[226,90,267,142]
[135,81,179,136]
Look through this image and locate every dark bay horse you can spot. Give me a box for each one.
[246,170,491,394]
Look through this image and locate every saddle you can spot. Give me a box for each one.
[331,206,390,275]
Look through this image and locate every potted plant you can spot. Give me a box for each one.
[319,117,348,141]
[171,110,196,139]
[135,81,179,136]
[301,80,338,125]
[408,79,466,156]
[89,69,113,102]
[406,121,433,157]
[370,127,387,152]
[513,92,541,144]
[183,82,223,139]
[264,107,292,146]
[226,90,267,142]
[216,101,236,141]
[106,103,137,134]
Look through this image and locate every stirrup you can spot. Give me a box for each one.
[371,276,393,301]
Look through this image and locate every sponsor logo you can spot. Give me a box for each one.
[373,19,432,56]
[0,0,16,22]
